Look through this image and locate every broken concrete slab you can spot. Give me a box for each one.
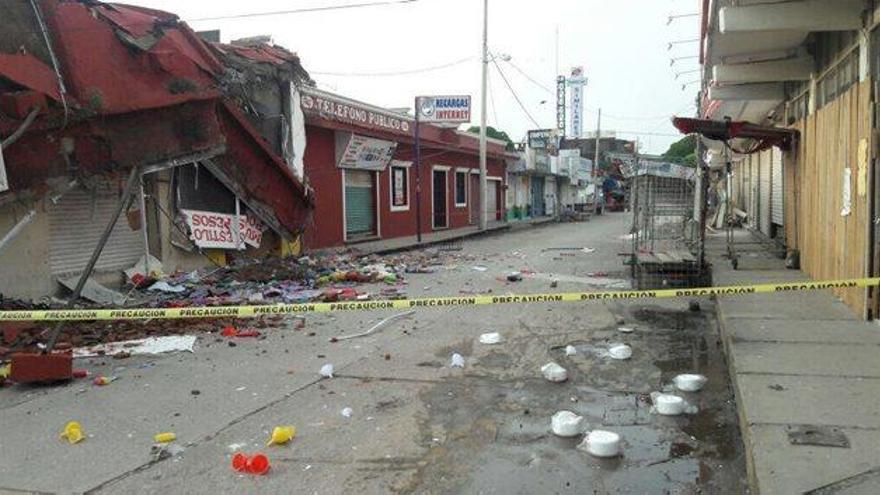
[58,276,125,305]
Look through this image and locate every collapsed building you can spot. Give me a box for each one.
[0,1,312,300]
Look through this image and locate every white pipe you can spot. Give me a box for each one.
[0,209,36,255]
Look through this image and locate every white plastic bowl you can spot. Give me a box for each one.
[579,430,622,457]
[541,362,568,382]
[551,411,584,437]
[673,374,708,392]
[654,394,685,415]
[608,344,632,360]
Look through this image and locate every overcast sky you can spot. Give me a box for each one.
[128,0,701,154]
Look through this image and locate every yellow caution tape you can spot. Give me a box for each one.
[0,277,877,322]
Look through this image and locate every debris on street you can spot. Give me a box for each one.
[607,343,633,360]
[231,452,270,475]
[266,426,296,446]
[551,411,584,437]
[331,311,415,342]
[73,335,197,358]
[578,430,623,458]
[541,362,568,382]
[60,421,85,444]
[319,364,334,378]
[673,373,708,392]
[478,332,503,345]
[450,353,465,368]
[153,432,177,443]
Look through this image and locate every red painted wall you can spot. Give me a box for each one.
[304,125,507,250]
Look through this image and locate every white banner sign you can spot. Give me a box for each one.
[568,66,587,138]
[181,209,263,250]
[338,134,397,170]
[416,95,471,123]
[0,142,7,193]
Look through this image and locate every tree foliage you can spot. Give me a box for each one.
[466,126,516,151]
[662,134,697,167]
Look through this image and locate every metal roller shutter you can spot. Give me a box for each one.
[49,186,143,277]
[759,150,772,235]
[771,148,784,226]
[344,169,375,238]
[486,180,498,221]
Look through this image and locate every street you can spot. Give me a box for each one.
[0,213,746,494]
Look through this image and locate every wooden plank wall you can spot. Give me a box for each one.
[784,80,872,316]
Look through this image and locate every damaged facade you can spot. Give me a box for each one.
[0,1,311,300]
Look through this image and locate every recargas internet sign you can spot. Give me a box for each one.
[416,95,472,124]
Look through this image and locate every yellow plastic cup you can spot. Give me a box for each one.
[266,425,296,446]
[154,432,176,443]
[60,421,84,444]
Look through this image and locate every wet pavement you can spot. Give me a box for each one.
[0,213,747,494]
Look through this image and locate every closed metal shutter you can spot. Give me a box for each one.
[759,150,772,235]
[49,186,143,277]
[771,148,784,226]
[531,177,545,216]
[486,180,498,221]
[749,157,758,229]
[344,170,375,238]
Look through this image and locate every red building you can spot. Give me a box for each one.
[299,87,512,249]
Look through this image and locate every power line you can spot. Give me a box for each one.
[188,0,419,22]
[490,56,541,128]
[502,59,554,95]
[311,56,474,77]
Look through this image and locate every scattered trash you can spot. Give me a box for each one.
[653,394,686,416]
[266,426,296,446]
[151,443,185,461]
[581,248,596,254]
[154,432,176,443]
[147,281,186,293]
[73,335,197,358]
[564,345,577,356]
[479,332,504,345]
[550,279,559,288]
[319,364,334,378]
[331,311,415,341]
[450,353,465,368]
[617,326,635,334]
[541,362,568,382]
[60,421,85,444]
[551,411,584,437]
[578,430,622,457]
[506,271,523,282]
[608,344,633,360]
[221,327,261,338]
[341,407,353,418]
[688,300,701,312]
[673,374,708,392]
[92,375,117,386]
[231,452,270,475]
[472,266,488,272]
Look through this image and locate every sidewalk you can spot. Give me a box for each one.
[706,230,880,494]
[345,217,556,255]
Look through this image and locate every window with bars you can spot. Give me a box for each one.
[817,48,859,108]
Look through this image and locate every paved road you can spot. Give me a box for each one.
[0,213,747,494]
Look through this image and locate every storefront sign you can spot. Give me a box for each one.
[300,87,411,134]
[528,129,558,151]
[556,76,566,135]
[337,133,397,170]
[0,142,7,193]
[181,210,263,250]
[416,95,471,123]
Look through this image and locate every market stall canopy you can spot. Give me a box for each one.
[672,117,798,153]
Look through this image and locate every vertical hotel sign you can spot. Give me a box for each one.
[568,66,587,138]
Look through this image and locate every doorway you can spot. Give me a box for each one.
[469,173,480,224]
[433,168,448,229]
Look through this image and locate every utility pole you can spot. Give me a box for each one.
[593,108,601,213]
[478,0,489,231]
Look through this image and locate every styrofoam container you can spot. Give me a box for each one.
[578,430,622,457]
[617,326,635,333]
[654,394,685,415]
[541,362,568,382]
[551,411,584,437]
[608,344,632,360]
[479,332,504,345]
[564,345,577,356]
[673,374,708,392]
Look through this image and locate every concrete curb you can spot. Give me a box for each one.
[713,297,762,494]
